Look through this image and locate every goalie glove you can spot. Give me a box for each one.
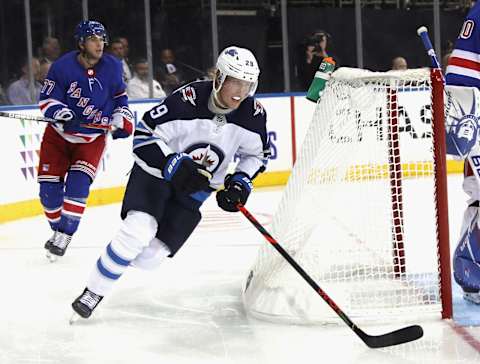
[216,172,253,212]
[111,106,134,139]
[163,153,212,195]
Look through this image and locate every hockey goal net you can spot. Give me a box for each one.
[243,67,452,324]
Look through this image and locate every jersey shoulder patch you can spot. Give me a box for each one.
[253,98,266,117]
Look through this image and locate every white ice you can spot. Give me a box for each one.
[1,176,480,364]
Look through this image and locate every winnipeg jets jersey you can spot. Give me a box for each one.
[133,81,269,191]
[39,51,129,143]
[446,2,480,88]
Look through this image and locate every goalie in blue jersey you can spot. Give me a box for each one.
[446,2,480,304]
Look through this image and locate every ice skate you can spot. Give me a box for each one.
[46,231,72,260]
[71,288,104,321]
[463,289,480,304]
[44,232,58,262]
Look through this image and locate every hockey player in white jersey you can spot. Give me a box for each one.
[71,46,270,319]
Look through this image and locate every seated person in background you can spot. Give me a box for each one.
[39,36,61,64]
[442,53,451,75]
[38,59,51,84]
[127,59,166,99]
[391,56,408,71]
[0,84,7,105]
[108,38,132,82]
[7,57,42,105]
[157,48,185,95]
[206,66,216,80]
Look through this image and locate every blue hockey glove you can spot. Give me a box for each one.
[216,172,253,212]
[163,153,212,195]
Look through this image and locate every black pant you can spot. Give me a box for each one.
[121,164,202,256]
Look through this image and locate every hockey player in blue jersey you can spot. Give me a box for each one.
[70,46,269,319]
[38,20,134,261]
[446,2,480,304]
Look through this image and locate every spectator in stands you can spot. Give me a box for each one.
[127,59,166,99]
[118,37,130,62]
[206,66,216,80]
[298,30,334,90]
[39,36,61,64]
[442,53,451,75]
[108,38,132,82]
[7,57,42,105]
[157,48,186,95]
[38,59,51,84]
[0,84,7,105]
[391,56,408,70]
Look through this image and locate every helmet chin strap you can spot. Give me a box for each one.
[209,88,233,115]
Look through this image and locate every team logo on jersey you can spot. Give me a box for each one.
[253,99,264,116]
[446,90,479,158]
[87,68,95,77]
[184,143,224,174]
[181,86,197,106]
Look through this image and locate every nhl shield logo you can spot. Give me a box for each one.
[181,86,197,106]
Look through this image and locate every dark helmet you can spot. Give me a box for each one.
[74,20,108,44]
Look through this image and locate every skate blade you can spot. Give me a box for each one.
[46,251,58,263]
[69,312,81,325]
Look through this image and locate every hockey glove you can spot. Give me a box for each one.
[53,108,78,132]
[111,106,134,139]
[163,153,212,195]
[216,172,253,212]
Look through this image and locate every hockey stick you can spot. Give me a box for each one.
[237,203,424,348]
[0,111,111,130]
[417,26,442,70]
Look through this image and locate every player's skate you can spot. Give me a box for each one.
[463,288,480,304]
[45,231,58,262]
[44,232,56,251]
[46,231,72,262]
[70,288,104,323]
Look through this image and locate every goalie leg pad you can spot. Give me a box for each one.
[58,170,90,235]
[87,210,158,296]
[453,205,480,294]
[39,181,64,231]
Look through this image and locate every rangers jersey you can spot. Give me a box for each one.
[39,50,128,143]
[133,80,269,193]
[446,2,480,88]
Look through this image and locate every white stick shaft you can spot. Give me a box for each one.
[0,111,111,130]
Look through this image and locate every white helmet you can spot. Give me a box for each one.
[215,46,260,96]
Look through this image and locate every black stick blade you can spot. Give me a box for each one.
[358,325,424,348]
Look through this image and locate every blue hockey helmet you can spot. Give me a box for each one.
[74,20,108,44]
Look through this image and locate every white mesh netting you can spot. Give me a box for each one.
[243,68,445,324]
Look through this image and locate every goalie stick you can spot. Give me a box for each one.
[417,26,442,70]
[237,203,424,348]
[0,111,111,131]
